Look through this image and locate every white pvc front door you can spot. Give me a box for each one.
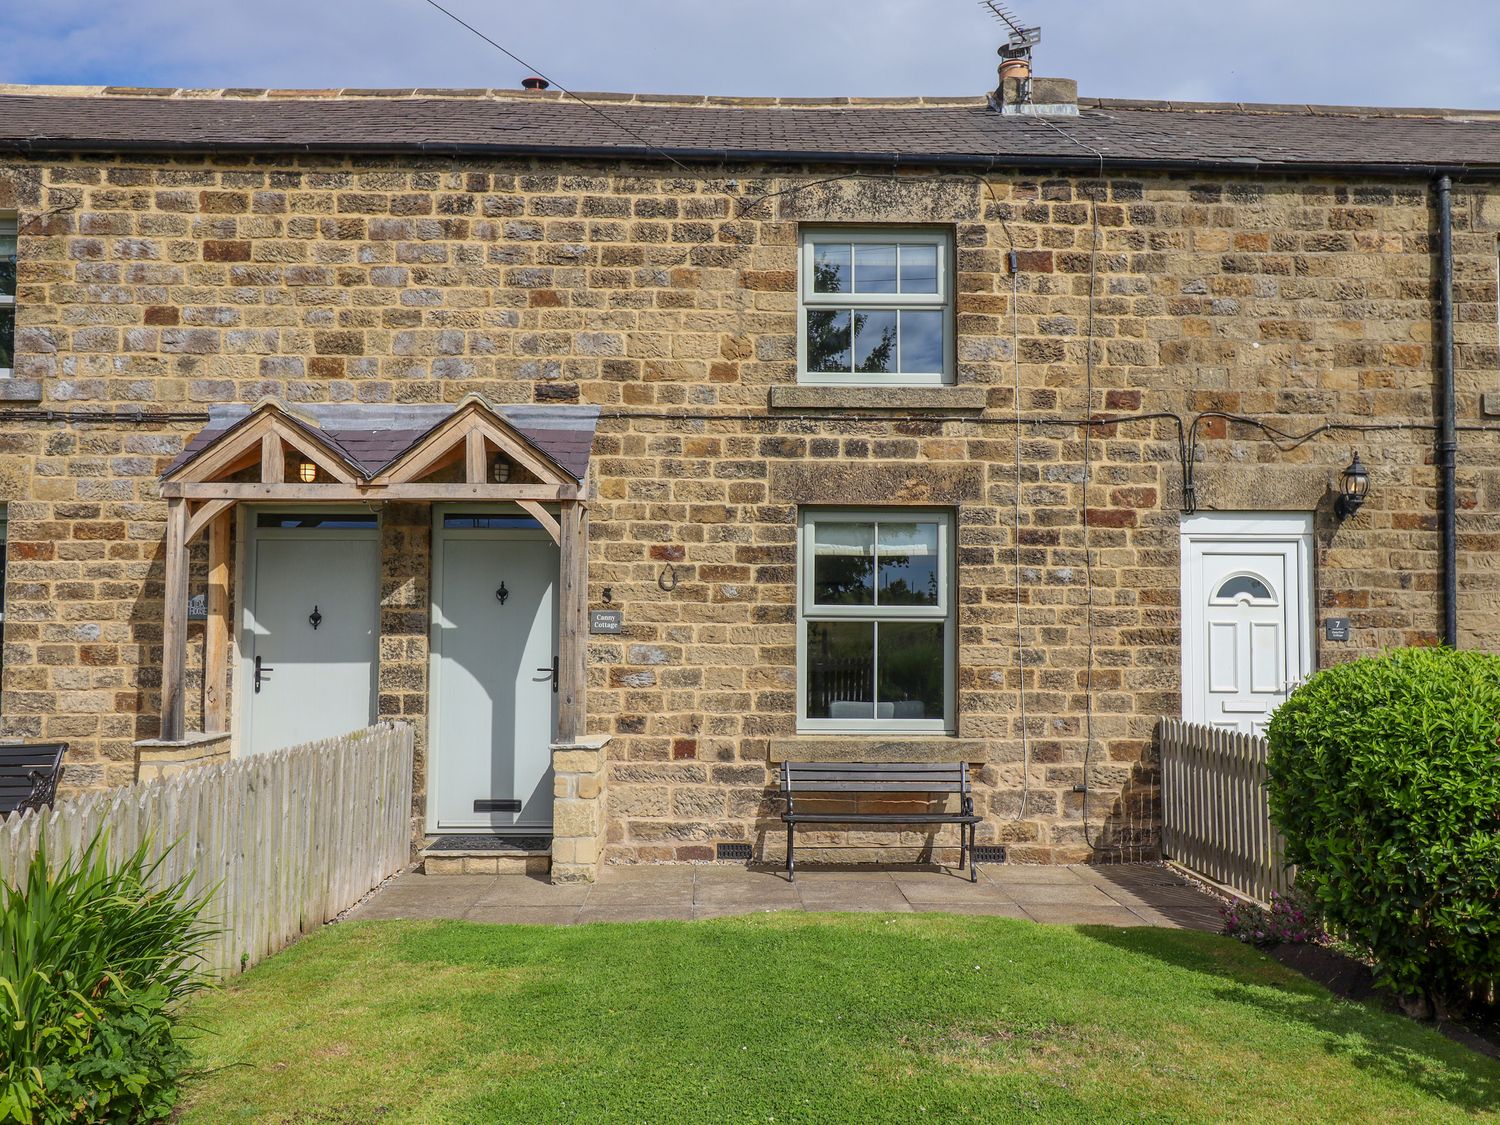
[244,515,380,756]
[430,516,558,833]
[1181,513,1313,735]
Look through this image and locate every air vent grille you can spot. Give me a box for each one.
[973,845,1007,864]
[716,842,753,862]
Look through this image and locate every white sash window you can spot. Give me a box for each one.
[798,228,954,386]
[797,509,955,732]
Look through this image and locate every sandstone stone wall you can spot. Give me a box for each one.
[1,153,1498,863]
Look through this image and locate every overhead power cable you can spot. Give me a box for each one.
[415,0,696,174]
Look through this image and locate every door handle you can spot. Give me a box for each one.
[254,654,275,694]
[536,656,559,693]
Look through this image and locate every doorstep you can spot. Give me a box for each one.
[421,834,551,876]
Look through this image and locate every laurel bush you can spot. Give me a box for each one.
[1266,647,1500,1013]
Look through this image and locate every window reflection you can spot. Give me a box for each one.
[854,243,898,293]
[878,522,940,606]
[813,522,874,605]
[899,310,944,373]
[899,243,939,294]
[854,310,897,373]
[806,309,852,372]
[812,243,850,293]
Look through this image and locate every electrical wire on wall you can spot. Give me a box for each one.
[1009,247,1031,821]
[1024,113,1110,851]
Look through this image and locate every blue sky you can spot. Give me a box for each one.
[3,1,1499,108]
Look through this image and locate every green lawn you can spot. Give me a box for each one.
[179,915,1498,1124]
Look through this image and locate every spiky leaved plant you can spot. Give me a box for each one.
[0,831,214,1123]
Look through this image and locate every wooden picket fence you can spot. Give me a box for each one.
[1158,718,1292,903]
[0,722,413,978]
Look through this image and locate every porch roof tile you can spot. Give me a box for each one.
[165,402,599,482]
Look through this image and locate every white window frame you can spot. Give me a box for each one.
[0,216,15,379]
[797,227,954,387]
[796,508,955,734]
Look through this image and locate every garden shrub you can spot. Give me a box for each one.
[0,832,213,1123]
[1265,646,1500,1013]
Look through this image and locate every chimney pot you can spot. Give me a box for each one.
[998,56,1032,85]
[521,76,550,91]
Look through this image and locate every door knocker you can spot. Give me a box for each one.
[496,581,510,605]
[308,605,322,630]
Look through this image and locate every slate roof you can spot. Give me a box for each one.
[165,402,599,482]
[4,86,1500,173]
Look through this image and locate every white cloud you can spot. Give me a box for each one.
[0,0,1497,108]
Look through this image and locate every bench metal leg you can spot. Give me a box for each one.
[786,821,795,883]
[958,822,967,877]
[969,823,978,883]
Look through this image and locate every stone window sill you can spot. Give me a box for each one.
[768,736,987,764]
[0,378,42,403]
[769,386,988,411]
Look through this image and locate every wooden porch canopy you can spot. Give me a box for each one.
[156,395,599,746]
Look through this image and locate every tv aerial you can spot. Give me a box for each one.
[980,1,1041,62]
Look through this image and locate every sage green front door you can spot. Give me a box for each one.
[243,513,380,756]
[429,515,558,833]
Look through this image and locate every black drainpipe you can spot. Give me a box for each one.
[1436,175,1459,648]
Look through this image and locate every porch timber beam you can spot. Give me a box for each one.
[186,498,234,542]
[465,429,486,484]
[556,501,589,743]
[517,500,561,545]
[160,498,190,743]
[162,482,580,501]
[260,431,284,483]
[204,510,230,734]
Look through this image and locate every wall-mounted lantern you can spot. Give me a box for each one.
[297,459,317,484]
[1335,450,1369,520]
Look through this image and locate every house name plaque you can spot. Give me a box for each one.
[589,609,623,634]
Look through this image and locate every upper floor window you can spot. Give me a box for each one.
[0,217,14,377]
[798,228,952,386]
[798,508,955,733]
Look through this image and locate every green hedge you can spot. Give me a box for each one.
[1266,647,1500,1010]
[0,833,213,1123]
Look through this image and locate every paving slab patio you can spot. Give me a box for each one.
[347,862,1225,929]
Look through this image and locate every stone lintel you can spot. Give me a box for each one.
[771,462,983,506]
[768,385,988,411]
[767,737,988,764]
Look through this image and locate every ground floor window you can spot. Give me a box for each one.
[798,508,954,732]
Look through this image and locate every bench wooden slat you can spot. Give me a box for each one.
[786,768,960,774]
[787,813,982,824]
[785,781,966,793]
[786,767,965,779]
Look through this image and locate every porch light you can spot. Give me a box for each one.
[1335,450,1369,520]
[297,459,317,484]
[490,457,511,484]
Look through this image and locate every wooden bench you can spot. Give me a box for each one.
[779,761,982,883]
[0,742,67,817]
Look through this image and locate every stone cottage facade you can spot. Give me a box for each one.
[1,80,1498,880]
